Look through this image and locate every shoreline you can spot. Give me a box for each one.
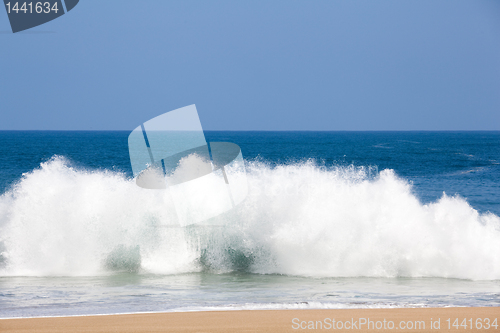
[1,307,498,332]
[0,305,437,320]
[1,303,493,320]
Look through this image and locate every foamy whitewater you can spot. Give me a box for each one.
[1,156,499,280]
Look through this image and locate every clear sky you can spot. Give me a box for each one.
[1,0,499,130]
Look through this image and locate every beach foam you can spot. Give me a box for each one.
[0,156,499,279]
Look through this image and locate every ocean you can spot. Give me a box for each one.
[0,131,499,318]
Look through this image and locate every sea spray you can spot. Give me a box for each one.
[0,156,499,279]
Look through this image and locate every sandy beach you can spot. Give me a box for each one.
[1,307,498,333]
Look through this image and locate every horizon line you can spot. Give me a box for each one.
[0,129,499,132]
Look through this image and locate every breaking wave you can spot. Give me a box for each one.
[0,156,499,279]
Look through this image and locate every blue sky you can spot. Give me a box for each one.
[1,0,499,130]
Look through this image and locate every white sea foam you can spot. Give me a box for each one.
[0,156,499,279]
[169,302,428,312]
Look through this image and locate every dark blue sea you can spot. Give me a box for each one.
[0,131,499,318]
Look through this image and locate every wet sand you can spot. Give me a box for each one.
[1,307,499,332]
